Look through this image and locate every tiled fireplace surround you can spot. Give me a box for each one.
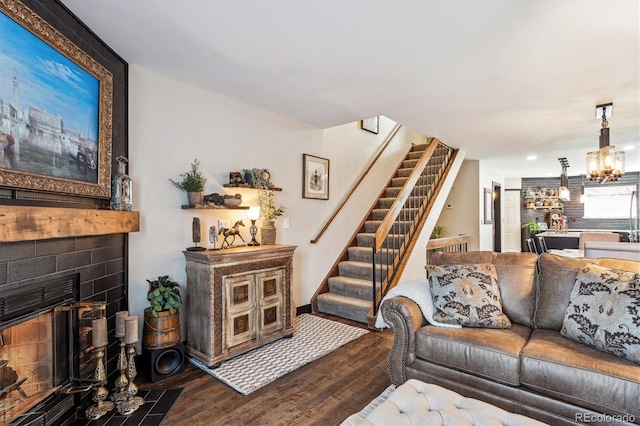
[0,206,138,422]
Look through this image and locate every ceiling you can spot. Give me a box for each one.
[60,0,640,179]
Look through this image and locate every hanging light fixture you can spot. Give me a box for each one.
[586,103,625,183]
[558,157,570,201]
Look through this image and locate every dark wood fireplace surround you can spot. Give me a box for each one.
[0,1,136,422]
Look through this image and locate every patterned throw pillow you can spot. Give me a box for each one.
[427,263,511,328]
[561,263,640,364]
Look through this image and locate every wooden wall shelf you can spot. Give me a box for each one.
[222,184,282,191]
[182,205,249,210]
[0,205,140,242]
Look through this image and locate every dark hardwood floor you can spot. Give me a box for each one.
[137,314,394,426]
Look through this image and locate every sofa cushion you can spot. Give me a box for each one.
[415,323,532,386]
[521,329,640,418]
[431,252,537,328]
[560,263,639,364]
[536,254,640,331]
[427,263,511,328]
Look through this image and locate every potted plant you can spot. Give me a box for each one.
[257,189,285,245]
[430,225,447,239]
[170,159,207,206]
[143,275,183,349]
[521,220,541,235]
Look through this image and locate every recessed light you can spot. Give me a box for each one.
[526,155,537,161]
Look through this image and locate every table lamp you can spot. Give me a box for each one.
[247,205,261,246]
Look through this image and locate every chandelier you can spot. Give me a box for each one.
[558,157,570,201]
[586,103,625,183]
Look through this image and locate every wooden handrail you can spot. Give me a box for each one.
[310,123,402,243]
[427,234,470,250]
[372,138,439,252]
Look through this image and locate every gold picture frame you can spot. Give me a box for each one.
[0,0,113,198]
[302,154,329,200]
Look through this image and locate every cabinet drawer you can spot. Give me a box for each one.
[257,269,282,304]
[225,274,255,314]
[259,301,282,336]
[226,310,255,348]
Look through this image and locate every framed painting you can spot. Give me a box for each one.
[360,116,379,134]
[0,0,113,198]
[303,154,329,200]
[483,187,493,224]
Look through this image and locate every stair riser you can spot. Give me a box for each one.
[338,263,374,280]
[391,175,438,188]
[327,277,371,299]
[316,296,369,323]
[356,233,405,248]
[365,221,412,233]
[348,247,398,263]
[372,209,419,221]
[379,197,427,209]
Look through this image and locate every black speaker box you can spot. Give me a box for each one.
[142,342,185,383]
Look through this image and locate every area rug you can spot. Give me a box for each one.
[189,314,369,395]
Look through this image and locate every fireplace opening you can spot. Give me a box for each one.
[0,273,101,425]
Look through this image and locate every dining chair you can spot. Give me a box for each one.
[536,236,549,253]
[525,238,538,254]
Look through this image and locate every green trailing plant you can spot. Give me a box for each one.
[258,189,285,221]
[170,159,207,192]
[430,225,448,239]
[146,275,182,317]
[521,220,541,234]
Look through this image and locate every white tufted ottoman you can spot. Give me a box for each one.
[341,379,548,425]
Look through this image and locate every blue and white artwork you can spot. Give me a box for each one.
[0,9,100,184]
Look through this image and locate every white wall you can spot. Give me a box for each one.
[436,160,481,250]
[127,66,422,342]
[434,159,505,251]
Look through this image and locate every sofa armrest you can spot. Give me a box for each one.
[381,296,427,385]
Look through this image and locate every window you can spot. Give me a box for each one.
[583,185,634,219]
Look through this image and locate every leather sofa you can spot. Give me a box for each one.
[381,252,640,425]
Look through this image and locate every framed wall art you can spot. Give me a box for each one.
[360,116,379,134]
[0,0,113,198]
[483,187,493,224]
[303,154,329,200]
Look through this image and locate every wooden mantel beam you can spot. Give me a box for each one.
[0,205,140,242]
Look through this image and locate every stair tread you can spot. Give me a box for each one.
[328,275,370,284]
[317,292,371,308]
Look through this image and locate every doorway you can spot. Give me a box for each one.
[492,182,501,252]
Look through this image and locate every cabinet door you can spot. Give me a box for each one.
[224,274,256,348]
[256,269,283,336]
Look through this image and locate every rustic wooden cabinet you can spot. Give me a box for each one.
[184,245,296,367]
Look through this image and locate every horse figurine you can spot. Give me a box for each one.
[219,220,245,248]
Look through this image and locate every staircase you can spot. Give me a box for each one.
[314,140,455,323]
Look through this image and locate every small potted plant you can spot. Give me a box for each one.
[170,159,207,207]
[258,189,285,245]
[143,275,183,349]
[521,220,541,235]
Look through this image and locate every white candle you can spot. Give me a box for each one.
[92,318,107,348]
[115,311,129,338]
[124,316,138,345]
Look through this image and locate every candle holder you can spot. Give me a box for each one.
[110,337,129,404]
[247,205,260,246]
[116,342,145,415]
[85,345,115,420]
